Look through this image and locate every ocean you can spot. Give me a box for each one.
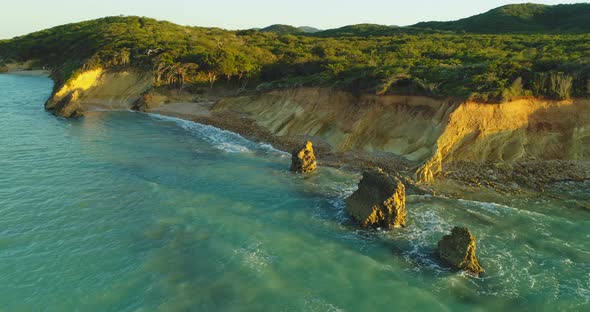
[1,73,589,311]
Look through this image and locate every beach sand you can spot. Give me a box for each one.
[151,101,214,119]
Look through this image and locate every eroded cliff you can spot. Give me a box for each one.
[214,88,590,184]
[214,88,456,163]
[42,69,590,185]
[45,69,153,115]
[417,98,590,182]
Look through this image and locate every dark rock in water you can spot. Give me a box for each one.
[437,227,485,276]
[47,90,84,118]
[346,168,407,228]
[290,141,317,173]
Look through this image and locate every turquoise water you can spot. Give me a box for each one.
[1,73,589,311]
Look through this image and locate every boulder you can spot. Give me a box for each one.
[290,141,317,173]
[346,168,407,228]
[437,227,485,276]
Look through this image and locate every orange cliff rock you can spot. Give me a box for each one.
[290,141,317,173]
[416,98,590,182]
[45,69,153,116]
[346,169,407,229]
[215,89,590,183]
[42,72,590,184]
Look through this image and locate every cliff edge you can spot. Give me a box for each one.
[42,69,590,189]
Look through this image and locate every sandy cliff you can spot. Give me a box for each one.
[215,88,590,183]
[45,69,153,113]
[43,69,590,185]
[417,98,590,182]
[214,88,456,163]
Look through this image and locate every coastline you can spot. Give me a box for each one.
[3,7,590,309]
[0,69,51,76]
[145,105,590,215]
[24,66,588,204]
[127,101,589,206]
[2,59,589,312]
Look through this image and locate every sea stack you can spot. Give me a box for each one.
[290,141,317,173]
[437,227,485,276]
[346,168,407,228]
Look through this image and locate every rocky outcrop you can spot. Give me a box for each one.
[290,141,317,173]
[45,68,153,117]
[49,90,84,118]
[437,227,485,276]
[346,168,407,228]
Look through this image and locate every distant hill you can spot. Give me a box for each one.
[297,26,322,33]
[413,3,590,33]
[259,24,322,35]
[260,24,303,35]
[313,24,444,37]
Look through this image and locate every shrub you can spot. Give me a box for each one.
[549,72,573,100]
[502,77,531,101]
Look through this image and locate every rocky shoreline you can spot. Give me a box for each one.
[17,66,587,202]
[9,67,585,276]
[285,142,484,276]
[149,102,590,202]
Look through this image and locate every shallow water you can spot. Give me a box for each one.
[1,74,589,311]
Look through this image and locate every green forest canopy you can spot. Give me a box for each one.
[414,3,590,34]
[1,3,589,102]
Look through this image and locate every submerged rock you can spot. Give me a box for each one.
[437,227,485,276]
[290,141,317,173]
[47,90,84,118]
[346,168,407,228]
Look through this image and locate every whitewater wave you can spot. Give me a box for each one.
[457,198,548,218]
[301,294,344,312]
[327,183,358,224]
[233,242,274,273]
[146,113,288,157]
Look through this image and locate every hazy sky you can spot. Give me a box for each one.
[1,0,588,39]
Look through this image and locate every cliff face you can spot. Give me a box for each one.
[45,69,153,114]
[417,98,590,181]
[215,88,456,163]
[214,88,590,182]
[42,69,590,184]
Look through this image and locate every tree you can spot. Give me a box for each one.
[119,48,130,66]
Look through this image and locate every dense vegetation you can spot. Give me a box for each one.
[312,24,444,37]
[1,3,589,102]
[260,25,320,35]
[414,3,590,34]
[260,24,304,35]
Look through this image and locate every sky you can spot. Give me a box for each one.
[1,0,588,39]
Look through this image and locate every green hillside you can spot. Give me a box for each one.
[297,26,322,33]
[259,24,321,35]
[414,3,590,33]
[260,24,303,35]
[313,24,444,37]
[1,13,589,102]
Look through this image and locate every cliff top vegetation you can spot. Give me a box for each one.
[1,3,589,102]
